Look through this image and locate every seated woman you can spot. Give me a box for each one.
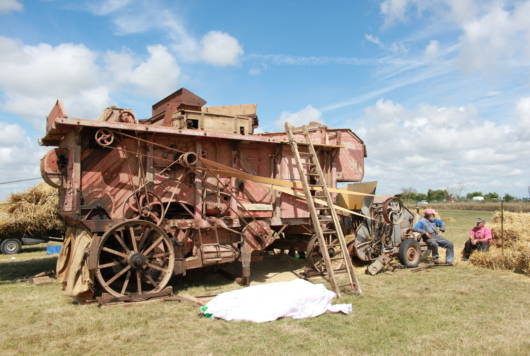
[462,218,492,261]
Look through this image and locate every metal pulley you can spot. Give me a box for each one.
[95,128,115,147]
[176,152,198,168]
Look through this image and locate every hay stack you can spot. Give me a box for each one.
[0,183,63,238]
[470,211,530,276]
[489,211,530,248]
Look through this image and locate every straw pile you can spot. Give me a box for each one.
[470,211,530,276]
[0,183,63,238]
[489,211,530,248]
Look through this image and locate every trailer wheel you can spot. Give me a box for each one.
[1,239,22,254]
[95,220,175,298]
[398,239,421,268]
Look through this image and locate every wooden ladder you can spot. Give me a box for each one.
[285,123,362,297]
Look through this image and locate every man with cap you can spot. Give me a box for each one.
[413,208,454,265]
[462,218,492,261]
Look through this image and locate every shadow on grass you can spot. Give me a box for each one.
[0,256,57,283]
[170,253,307,293]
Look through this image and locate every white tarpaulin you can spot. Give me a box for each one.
[200,279,352,322]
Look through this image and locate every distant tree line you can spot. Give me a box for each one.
[398,188,517,202]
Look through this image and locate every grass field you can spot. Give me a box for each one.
[0,210,529,356]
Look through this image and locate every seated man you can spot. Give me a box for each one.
[462,218,492,261]
[413,208,454,265]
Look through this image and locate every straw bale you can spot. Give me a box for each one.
[0,183,63,238]
[489,211,530,248]
[470,243,530,276]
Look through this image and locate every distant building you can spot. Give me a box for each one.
[472,196,484,201]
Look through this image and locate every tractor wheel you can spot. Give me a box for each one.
[1,239,22,255]
[398,239,421,268]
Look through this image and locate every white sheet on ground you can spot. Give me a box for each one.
[201,279,352,322]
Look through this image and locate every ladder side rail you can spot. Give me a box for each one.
[304,127,362,295]
[285,123,340,296]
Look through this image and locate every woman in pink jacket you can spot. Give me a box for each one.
[463,218,493,261]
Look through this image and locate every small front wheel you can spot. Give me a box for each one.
[1,239,22,254]
[398,239,421,268]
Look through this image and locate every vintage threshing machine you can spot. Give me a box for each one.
[40,88,418,301]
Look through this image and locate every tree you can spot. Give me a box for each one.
[466,191,483,200]
[427,189,449,202]
[398,187,418,201]
[484,192,499,201]
[503,193,515,202]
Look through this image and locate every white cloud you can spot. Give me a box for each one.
[0,37,109,123]
[365,34,384,47]
[516,97,530,137]
[275,105,322,129]
[0,36,181,124]
[200,31,244,66]
[106,45,181,97]
[380,0,428,27]
[0,37,101,96]
[364,33,407,54]
[0,121,44,199]
[89,0,132,15]
[379,0,530,71]
[0,0,22,13]
[355,98,530,196]
[425,40,439,57]
[458,1,530,71]
[96,2,244,66]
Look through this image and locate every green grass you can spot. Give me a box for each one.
[0,210,528,356]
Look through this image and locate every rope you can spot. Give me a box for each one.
[0,177,42,185]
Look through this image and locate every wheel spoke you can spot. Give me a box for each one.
[102,247,128,259]
[106,265,131,285]
[149,252,170,259]
[146,262,167,273]
[129,226,138,252]
[121,271,131,295]
[136,270,143,295]
[113,231,130,253]
[142,236,164,255]
[98,260,122,269]
[145,273,158,286]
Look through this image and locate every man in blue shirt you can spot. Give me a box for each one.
[413,208,454,265]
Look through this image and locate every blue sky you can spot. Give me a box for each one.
[0,0,529,199]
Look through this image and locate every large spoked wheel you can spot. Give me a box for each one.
[95,220,175,297]
[306,233,347,273]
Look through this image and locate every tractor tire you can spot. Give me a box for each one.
[398,239,421,268]
[1,239,22,255]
